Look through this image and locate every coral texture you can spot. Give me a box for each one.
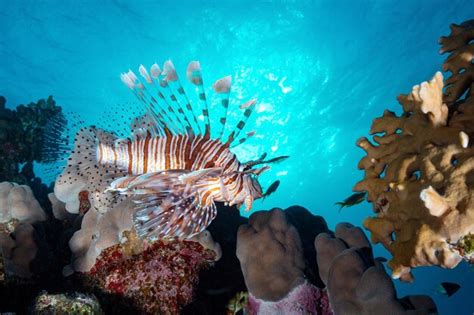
[34,291,103,315]
[315,223,437,314]
[0,182,47,278]
[354,20,474,281]
[247,281,332,315]
[85,239,216,314]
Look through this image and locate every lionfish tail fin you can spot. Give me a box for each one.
[54,126,129,213]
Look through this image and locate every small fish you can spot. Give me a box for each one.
[374,257,388,263]
[262,180,280,199]
[436,282,461,297]
[263,155,290,164]
[335,192,367,212]
[243,153,289,168]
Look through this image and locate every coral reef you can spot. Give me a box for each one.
[84,239,217,314]
[34,291,102,314]
[0,182,47,278]
[315,223,437,314]
[354,20,474,280]
[236,208,332,314]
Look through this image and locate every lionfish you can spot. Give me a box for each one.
[52,61,285,240]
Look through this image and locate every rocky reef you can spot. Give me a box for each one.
[0,176,439,314]
[354,20,474,281]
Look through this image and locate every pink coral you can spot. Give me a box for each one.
[85,239,216,314]
[246,281,332,315]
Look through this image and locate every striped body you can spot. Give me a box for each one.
[98,134,239,175]
[97,134,261,207]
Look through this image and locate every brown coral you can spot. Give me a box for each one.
[354,21,474,281]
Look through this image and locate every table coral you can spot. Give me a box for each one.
[354,20,474,281]
[84,239,216,314]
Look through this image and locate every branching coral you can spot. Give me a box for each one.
[354,20,474,281]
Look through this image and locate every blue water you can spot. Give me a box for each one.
[1,0,473,313]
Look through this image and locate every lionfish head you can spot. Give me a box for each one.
[228,164,269,211]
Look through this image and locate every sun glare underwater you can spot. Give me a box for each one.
[0,0,474,314]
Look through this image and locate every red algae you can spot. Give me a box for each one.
[85,239,216,314]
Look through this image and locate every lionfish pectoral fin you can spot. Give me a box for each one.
[244,195,254,212]
[108,170,186,193]
[133,190,217,240]
[179,167,223,185]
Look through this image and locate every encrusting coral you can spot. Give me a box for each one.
[354,20,474,281]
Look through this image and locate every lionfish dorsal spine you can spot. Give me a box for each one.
[186,61,211,138]
[121,60,258,149]
[212,75,232,139]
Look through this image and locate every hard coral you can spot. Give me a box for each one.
[354,21,474,281]
[236,208,306,302]
[85,239,216,314]
[236,208,332,314]
[315,223,437,314]
[0,182,47,278]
